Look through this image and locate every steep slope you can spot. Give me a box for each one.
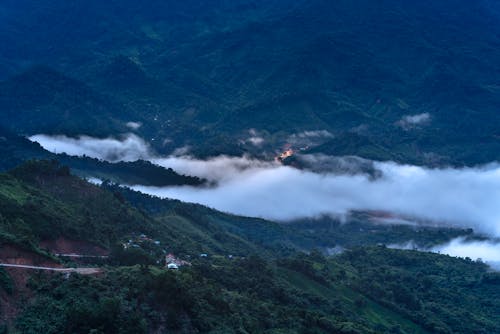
[0,160,498,333]
[0,130,203,186]
[0,160,157,250]
[0,66,131,136]
[0,160,301,257]
[8,247,500,334]
[1,1,500,164]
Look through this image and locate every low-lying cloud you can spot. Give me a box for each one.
[396,113,431,130]
[391,237,500,270]
[125,121,142,130]
[131,161,500,237]
[432,237,500,269]
[29,133,152,162]
[151,155,275,183]
[243,129,265,146]
[85,177,103,186]
[295,154,378,175]
[30,134,500,238]
[287,130,333,148]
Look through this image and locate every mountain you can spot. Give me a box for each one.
[0,160,290,256]
[1,160,465,256]
[0,129,204,187]
[1,1,500,164]
[0,161,498,333]
[11,247,500,334]
[0,66,130,136]
[0,2,499,333]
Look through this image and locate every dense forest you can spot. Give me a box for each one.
[7,247,500,333]
[1,1,500,165]
[0,161,498,333]
[1,1,499,333]
[0,130,203,187]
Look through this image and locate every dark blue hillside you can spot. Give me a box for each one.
[1,0,499,164]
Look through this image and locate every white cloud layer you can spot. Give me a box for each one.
[390,237,500,270]
[30,134,500,238]
[151,155,275,183]
[131,161,500,237]
[29,134,152,162]
[85,177,103,185]
[432,237,500,269]
[244,129,265,146]
[125,121,142,130]
[396,113,431,129]
[287,130,333,148]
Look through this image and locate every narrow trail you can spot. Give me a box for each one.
[55,253,109,258]
[0,263,101,274]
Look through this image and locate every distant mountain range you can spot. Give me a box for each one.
[1,3,499,333]
[1,0,500,165]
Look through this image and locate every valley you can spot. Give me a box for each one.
[0,159,497,333]
[0,1,499,333]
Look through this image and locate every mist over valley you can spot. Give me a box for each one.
[1,1,500,333]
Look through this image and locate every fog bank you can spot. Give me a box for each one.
[391,238,500,270]
[30,134,500,237]
[130,161,500,237]
[29,134,152,162]
[432,237,500,270]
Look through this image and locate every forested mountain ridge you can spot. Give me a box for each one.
[1,1,499,332]
[1,0,500,164]
[0,160,290,256]
[0,161,498,333]
[0,129,203,186]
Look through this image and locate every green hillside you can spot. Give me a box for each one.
[1,1,500,164]
[0,130,204,187]
[10,248,500,334]
[0,161,498,333]
[0,160,279,257]
[0,2,499,331]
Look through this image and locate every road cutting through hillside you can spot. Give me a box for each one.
[0,263,101,274]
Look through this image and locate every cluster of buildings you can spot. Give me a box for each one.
[276,148,294,162]
[121,234,216,271]
[122,234,161,249]
[165,253,191,270]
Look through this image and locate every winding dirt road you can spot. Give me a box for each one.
[0,263,101,274]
